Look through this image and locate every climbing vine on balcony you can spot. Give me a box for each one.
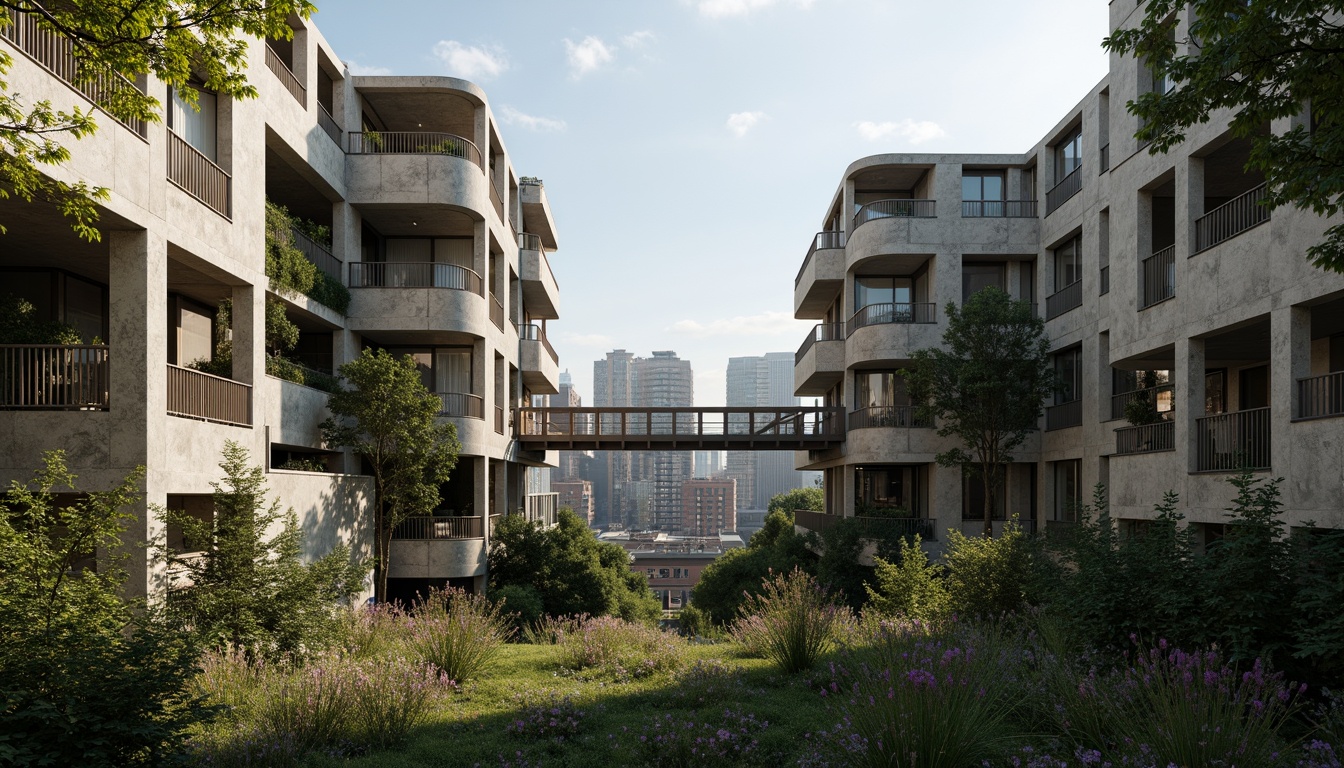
[264,200,351,314]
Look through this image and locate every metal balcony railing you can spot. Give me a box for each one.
[489,177,505,223]
[317,103,340,145]
[518,232,546,253]
[494,405,505,434]
[348,262,483,294]
[793,509,935,540]
[1045,166,1082,215]
[795,322,845,364]
[0,344,109,409]
[437,392,484,419]
[1194,183,1269,253]
[1115,420,1175,455]
[853,199,936,229]
[1045,398,1083,431]
[846,302,936,334]
[290,226,342,283]
[795,231,846,287]
[1111,383,1175,421]
[960,200,1037,218]
[489,292,504,330]
[525,492,559,527]
[1196,407,1271,472]
[520,324,558,363]
[392,515,483,540]
[167,131,231,218]
[264,45,305,105]
[1141,245,1176,308]
[1045,279,1083,320]
[166,364,251,427]
[1297,371,1344,420]
[347,131,483,168]
[847,405,932,430]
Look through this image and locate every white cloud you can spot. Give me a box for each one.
[726,111,767,138]
[695,0,815,18]
[668,311,801,338]
[559,331,614,347]
[500,105,567,132]
[621,30,655,48]
[432,40,508,80]
[855,119,946,145]
[345,60,392,76]
[564,36,615,78]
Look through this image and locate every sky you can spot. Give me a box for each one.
[309,0,1111,406]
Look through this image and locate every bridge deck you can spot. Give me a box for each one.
[514,406,845,451]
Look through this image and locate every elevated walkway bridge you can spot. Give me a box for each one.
[513,406,845,451]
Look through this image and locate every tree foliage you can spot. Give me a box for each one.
[0,1,314,240]
[159,441,367,660]
[691,509,816,626]
[0,293,80,344]
[865,535,950,622]
[321,348,460,601]
[767,486,824,516]
[902,287,1053,536]
[0,451,205,765]
[1104,0,1344,271]
[488,508,661,625]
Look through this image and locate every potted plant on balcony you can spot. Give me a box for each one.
[1123,371,1162,451]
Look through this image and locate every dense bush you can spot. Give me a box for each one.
[406,587,512,683]
[692,507,817,626]
[943,518,1034,618]
[865,534,950,622]
[556,615,683,680]
[491,583,545,636]
[731,568,848,673]
[0,293,81,343]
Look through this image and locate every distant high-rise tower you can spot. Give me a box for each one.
[593,350,637,527]
[637,351,695,530]
[550,370,589,482]
[726,352,811,510]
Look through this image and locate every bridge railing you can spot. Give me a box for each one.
[514,406,845,440]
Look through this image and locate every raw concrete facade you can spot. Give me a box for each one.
[793,1,1344,546]
[0,9,563,602]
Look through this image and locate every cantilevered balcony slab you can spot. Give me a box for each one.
[520,181,558,249]
[520,324,560,395]
[795,233,845,319]
[794,324,845,396]
[519,235,560,319]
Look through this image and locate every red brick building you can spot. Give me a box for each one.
[553,480,593,525]
[680,478,737,536]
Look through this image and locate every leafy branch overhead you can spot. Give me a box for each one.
[1105,0,1344,271]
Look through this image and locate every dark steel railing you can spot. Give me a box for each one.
[264,44,305,105]
[392,515,483,540]
[847,405,931,430]
[166,364,251,427]
[1045,399,1083,431]
[960,200,1037,218]
[317,103,340,145]
[1045,166,1082,215]
[0,6,147,137]
[517,406,844,440]
[347,131,483,168]
[518,232,546,253]
[348,262,483,293]
[489,177,505,223]
[1194,183,1269,253]
[1196,407,1271,471]
[1099,143,1110,173]
[526,493,559,527]
[846,302,936,334]
[520,324,558,364]
[1297,371,1344,420]
[1141,245,1176,308]
[852,199,936,229]
[1115,420,1175,455]
[795,231,846,287]
[1111,383,1175,421]
[0,344,109,409]
[794,510,935,540]
[437,392,484,419]
[1045,279,1083,320]
[795,322,845,364]
[494,405,505,434]
[489,292,504,330]
[167,131,231,218]
[290,226,341,282]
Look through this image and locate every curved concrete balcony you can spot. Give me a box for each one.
[843,418,947,462]
[346,263,490,338]
[519,233,560,320]
[795,232,845,319]
[388,515,486,580]
[794,323,845,396]
[519,324,560,395]
[346,134,488,212]
[845,303,941,367]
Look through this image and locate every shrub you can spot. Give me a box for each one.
[662,658,749,709]
[520,613,586,646]
[306,270,352,314]
[556,615,683,680]
[943,519,1033,618]
[406,587,512,683]
[731,568,847,674]
[346,656,448,749]
[865,535,949,622]
[491,583,545,637]
[335,603,407,660]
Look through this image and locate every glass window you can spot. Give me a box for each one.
[961,263,1005,302]
[433,238,472,268]
[177,301,214,366]
[1205,370,1226,415]
[1055,127,1082,183]
[1056,347,1082,404]
[962,172,1004,201]
[169,87,218,162]
[855,465,922,515]
[855,276,912,311]
[64,275,105,343]
[855,371,910,409]
[962,471,1006,520]
[435,348,472,394]
[1054,236,1081,291]
[1054,460,1081,521]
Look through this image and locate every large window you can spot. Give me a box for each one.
[1054,236,1082,291]
[1055,127,1082,183]
[1055,346,1082,405]
[962,471,1005,520]
[962,171,1004,202]
[962,262,1005,302]
[855,465,923,516]
[1053,460,1081,521]
[169,86,218,162]
[383,346,473,394]
[855,276,913,310]
[855,371,910,409]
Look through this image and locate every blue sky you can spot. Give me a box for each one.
[310,0,1111,406]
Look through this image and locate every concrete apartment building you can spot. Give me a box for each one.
[553,479,594,525]
[792,2,1344,544]
[725,352,814,511]
[680,478,736,537]
[0,8,564,603]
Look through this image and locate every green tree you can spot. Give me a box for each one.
[488,508,661,624]
[865,535,950,622]
[321,348,460,601]
[1104,0,1344,272]
[943,522,1034,618]
[0,1,313,240]
[691,512,816,626]
[0,294,80,343]
[902,287,1053,536]
[159,441,367,659]
[767,486,824,516]
[0,451,205,765]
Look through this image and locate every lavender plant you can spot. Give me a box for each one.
[407,587,513,683]
[613,709,768,767]
[731,568,848,673]
[556,615,683,680]
[504,691,589,743]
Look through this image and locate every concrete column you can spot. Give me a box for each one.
[231,283,261,386]
[1179,156,1204,260]
[1270,305,1311,475]
[841,465,855,519]
[934,253,960,312]
[331,202,358,269]
[933,161,961,212]
[841,179,855,237]
[1176,335,1206,474]
[1097,331,1113,423]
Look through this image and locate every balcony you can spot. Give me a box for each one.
[519,179,559,250]
[264,44,305,105]
[489,177,505,224]
[494,405,505,434]
[317,103,341,145]
[795,321,844,362]
[1045,399,1082,431]
[794,509,935,541]
[1194,183,1270,254]
[0,344,109,410]
[347,131,483,168]
[290,226,342,283]
[1115,420,1175,455]
[489,292,504,330]
[846,302,937,335]
[794,322,845,395]
[519,324,560,395]
[1111,383,1174,421]
[392,515,483,540]
[1296,371,1344,420]
[1045,280,1082,320]
[960,200,1038,218]
[1140,245,1175,308]
[165,364,251,427]
[847,405,932,430]
[348,262,483,293]
[167,131,231,218]
[437,392,484,419]
[1195,407,1270,472]
[518,233,560,319]
[853,199,936,230]
[795,231,845,318]
[1045,167,1082,215]
[525,492,559,527]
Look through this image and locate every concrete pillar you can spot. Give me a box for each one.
[841,179,855,237]
[841,465,855,519]
[934,253,960,312]
[1176,335,1206,473]
[331,202,358,270]
[933,161,961,211]
[1270,305,1311,476]
[1179,156,1204,260]
[231,283,261,386]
